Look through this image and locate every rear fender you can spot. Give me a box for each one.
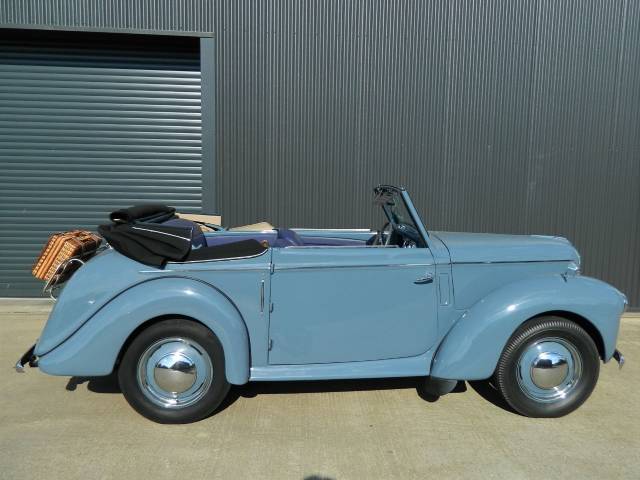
[430,275,626,380]
[37,277,251,384]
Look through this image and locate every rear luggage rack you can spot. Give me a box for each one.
[42,257,86,300]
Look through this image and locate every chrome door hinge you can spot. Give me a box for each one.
[269,303,274,313]
[268,339,273,351]
[270,263,275,274]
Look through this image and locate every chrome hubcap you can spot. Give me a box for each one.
[516,337,582,402]
[154,353,197,393]
[530,351,569,389]
[137,337,212,409]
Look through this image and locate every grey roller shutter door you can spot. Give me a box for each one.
[0,31,203,296]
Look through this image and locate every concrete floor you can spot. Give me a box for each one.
[1,300,639,479]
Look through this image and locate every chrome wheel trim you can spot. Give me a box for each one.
[137,337,213,409]
[516,337,583,403]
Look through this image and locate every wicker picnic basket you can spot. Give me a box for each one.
[32,230,102,282]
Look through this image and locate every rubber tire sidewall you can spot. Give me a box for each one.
[118,319,230,424]
[495,316,600,418]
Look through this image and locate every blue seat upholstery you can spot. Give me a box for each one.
[274,229,304,247]
[161,218,207,249]
[206,232,277,248]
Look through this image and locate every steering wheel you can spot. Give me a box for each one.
[369,221,423,247]
[381,222,394,246]
[369,222,394,246]
[395,222,423,246]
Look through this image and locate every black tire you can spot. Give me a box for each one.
[494,316,600,418]
[118,318,230,424]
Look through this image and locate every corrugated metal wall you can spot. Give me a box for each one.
[0,30,202,295]
[1,1,639,306]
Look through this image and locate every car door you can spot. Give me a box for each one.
[267,246,438,365]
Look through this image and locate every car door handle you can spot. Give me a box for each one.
[414,274,434,285]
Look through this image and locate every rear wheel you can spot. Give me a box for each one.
[118,318,229,424]
[494,316,600,418]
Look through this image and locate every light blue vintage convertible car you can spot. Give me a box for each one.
[17,186,626,423]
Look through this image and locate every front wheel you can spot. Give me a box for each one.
[494,316,600,418]
[118,319,230,424]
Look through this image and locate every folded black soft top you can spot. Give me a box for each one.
[109,204,176,224]
[99,205,267,268]
[182,239,266,263]
[98,222,193,267]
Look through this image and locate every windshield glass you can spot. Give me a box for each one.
[373,186,425,246]
[374,189,410,225]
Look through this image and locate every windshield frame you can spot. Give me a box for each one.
[373,185,430,248]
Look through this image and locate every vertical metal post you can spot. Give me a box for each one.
[200,36,216,214]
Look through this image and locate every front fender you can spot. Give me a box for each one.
[37,277,251,385]
[430,275,626,380]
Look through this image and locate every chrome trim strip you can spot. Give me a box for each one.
[131,226,191,242]
[292,228,375,232]
[212,229,277,234]
[452,259,574,265]
[297,237,371,243]
[166,248,269,265]
[285,245,399,249]
[139,265,269,273]
[274,262,434,271]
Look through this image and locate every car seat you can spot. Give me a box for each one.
[274,229,305,247]
[161,218,207,250]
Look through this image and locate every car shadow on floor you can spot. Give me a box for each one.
[467,380,519,414]
[225,377,478,415]
[66,374,121,394]
[65,375,517,415]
